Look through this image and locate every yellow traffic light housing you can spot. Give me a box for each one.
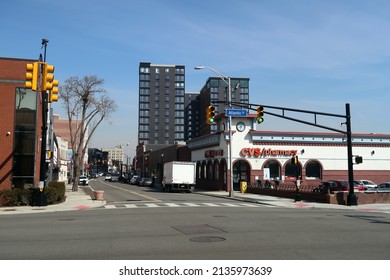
[206,105,216,125]
[256,106,264,124]
[292,155,299,165]
[49,80,59,102]
[25,62,39,91]
[41,63,59,102]
[42,63,55,91]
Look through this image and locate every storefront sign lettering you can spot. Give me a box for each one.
[205,149,224,158]
[240,148,297,158]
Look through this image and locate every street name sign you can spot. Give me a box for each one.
[225,109,247,117]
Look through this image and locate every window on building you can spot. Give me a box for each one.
[214,161,220,180]
[140,67,150,73]
[13,88,37,188]
[285,161,301,180]
[264,160,281,180]
[306,160,322,179]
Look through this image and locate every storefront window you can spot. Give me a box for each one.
[207,161,213,179]
[214,161,219,180]
[285,162,301,180]
[306,160,322,179]
[264,160,281,180]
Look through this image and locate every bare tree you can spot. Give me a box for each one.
[59,75,117,191]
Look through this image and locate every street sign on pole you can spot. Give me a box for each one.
[226,109,247,117]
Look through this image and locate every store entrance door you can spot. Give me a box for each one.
[233,160,250,191]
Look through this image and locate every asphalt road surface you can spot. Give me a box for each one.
[1,179,390,260]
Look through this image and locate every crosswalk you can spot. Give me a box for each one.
[103,201,268,209]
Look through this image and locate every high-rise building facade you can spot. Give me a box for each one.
[138,62,185,145]
[198,77,250,136]
[184,92,200,141]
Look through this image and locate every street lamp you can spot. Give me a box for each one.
[194,65,234,198]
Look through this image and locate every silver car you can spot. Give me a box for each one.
[365,182,390,193]
[355,180,377,190]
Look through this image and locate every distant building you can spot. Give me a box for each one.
[184,92,200,141]
[102,146,126,172]
[197,77,250,136]
[138,62,185,145]
[53,114,89,175]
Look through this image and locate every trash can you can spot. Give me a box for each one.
[240,181,247,193]
[94,190,104,200]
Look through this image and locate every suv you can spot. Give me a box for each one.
[79,175,89,185]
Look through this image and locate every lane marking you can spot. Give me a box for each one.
[201,203,221,207]
[163,203,181,207]
[145,203,160,208]
[100,181,161,202]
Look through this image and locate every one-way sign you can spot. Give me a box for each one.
[225,109,247,117]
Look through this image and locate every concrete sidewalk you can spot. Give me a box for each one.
[0,184,106,215]
[195,190,390,214]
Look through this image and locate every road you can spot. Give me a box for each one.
[1,178,390,260]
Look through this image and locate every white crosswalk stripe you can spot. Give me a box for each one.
[103,202,265,209]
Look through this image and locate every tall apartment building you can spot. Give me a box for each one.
[184,92,200,141]
[198,77,250,136]
[138,62,185,145]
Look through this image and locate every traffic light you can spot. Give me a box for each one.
[206,105,216,125]
[355,156,363,164]
[42,63,59,102]
[49,79,59,103]
[25,62,39,91]
[292,155,298,165]
[42,63,54,91]
[256,106,264,124]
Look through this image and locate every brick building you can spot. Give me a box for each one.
[0,57,44,190]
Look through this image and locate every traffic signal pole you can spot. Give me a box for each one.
[232,101,359,206]
[346,103,357,205]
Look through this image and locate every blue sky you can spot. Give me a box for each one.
[2,0,390,158]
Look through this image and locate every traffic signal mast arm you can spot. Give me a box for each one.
[231,101,347,134]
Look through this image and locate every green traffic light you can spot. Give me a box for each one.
[257,117,264,124]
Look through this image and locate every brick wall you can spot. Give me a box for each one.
[0,57,41,190]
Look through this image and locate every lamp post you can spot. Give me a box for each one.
[194,65,234,198]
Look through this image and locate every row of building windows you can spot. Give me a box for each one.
[139,79,184,88]
[140,67,185,75]
[139,132,185,140]
[194,159,323,181]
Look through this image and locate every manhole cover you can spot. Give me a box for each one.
[190,236,226,242]
[58,218,76,222]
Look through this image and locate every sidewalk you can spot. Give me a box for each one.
[0,184,106,215]
[195,190,390,214]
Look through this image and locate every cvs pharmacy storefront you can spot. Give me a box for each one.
[187,116,390,192]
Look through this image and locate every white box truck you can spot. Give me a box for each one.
[162,161,196,192]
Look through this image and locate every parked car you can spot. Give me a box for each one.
[316,180,364,193]
[365,182,390,193]
[354,180,377,190]
[130,175,139,185]
[105,173,112,181]
[78,175,89,185]
[139,177,153,186]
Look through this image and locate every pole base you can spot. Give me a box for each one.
[294,194,302,202]
[347,194,358,206]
